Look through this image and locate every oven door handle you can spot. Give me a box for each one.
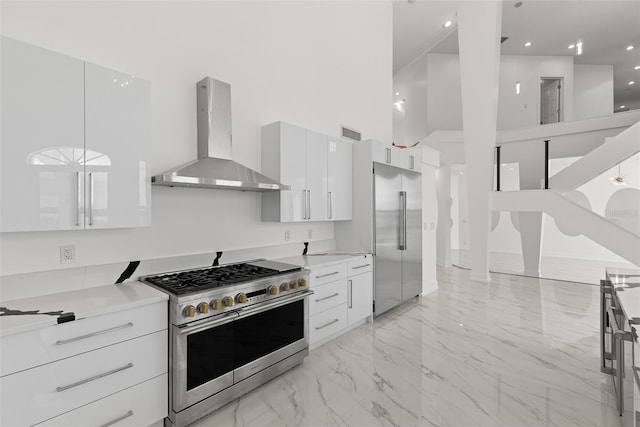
[176,311,239,336]
[236,290,314,319]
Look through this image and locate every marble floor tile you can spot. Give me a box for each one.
[452,249,635,285]
[191,267,621,427]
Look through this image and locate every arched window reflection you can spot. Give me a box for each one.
[28,147,111,166]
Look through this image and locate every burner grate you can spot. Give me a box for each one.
[144,263,281,295]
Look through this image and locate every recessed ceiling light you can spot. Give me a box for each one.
[395,92,400,96]
[459,171,464,175]
[568,44,575,49]
[524,41,532,47]
[629,81,636,85]
[620,105,626,109]
[576,40,583,55]
[443,20,453,28]
[627,45,635,51]
[635,65,640,70]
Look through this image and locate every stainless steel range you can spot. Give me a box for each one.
[141,259,311,427]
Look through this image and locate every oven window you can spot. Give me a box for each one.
[186,321,234,390]
[234,299,304,369]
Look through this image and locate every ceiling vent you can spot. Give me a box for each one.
[341,126,361,142]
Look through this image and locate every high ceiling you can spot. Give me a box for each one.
[393,0,640,110]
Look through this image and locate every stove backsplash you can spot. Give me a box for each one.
[1,240,334,302]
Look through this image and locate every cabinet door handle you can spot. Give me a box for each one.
[410,155,415,170]
[307,189,311,220]
[302,190,307,220]
[56,322,134,345]
[76,172,82,227]
[348,279,353,308]
[352,264,371,270]
[316,293,340,302]
[88,172,94,226]
[399,191,407,250]
[99,410,134,427]
[328,191,332,219]
[56,362,134,392]
[385,148,391,163]
[316,271,339,279]
[315,318,339,330]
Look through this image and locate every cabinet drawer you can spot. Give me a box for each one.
[310,279,347,316]
[2,301,167,376]
[0,330,167,427]
[309,263,347,287]
[347,258,372,275]
[37,374,167,427]
[309,303,347,346]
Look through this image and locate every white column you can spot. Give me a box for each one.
[520,212,544,276]
[457,1,502,283]
[436,164,452,268]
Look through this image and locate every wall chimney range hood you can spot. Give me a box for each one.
[152,77,289,191]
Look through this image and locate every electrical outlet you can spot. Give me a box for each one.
[60,244,76,264]
[308,229,313,239]
[284,230,290,241]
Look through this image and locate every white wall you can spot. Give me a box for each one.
[422,53,575,133]
[573,64,614,120]
[393,53,429,146]
[0,1,392,276]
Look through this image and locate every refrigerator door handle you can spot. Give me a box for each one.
[399,191,407,250]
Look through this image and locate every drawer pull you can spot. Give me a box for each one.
[56,362,134,392]
[316,271,339,279]
[352,264,371,270]
[56,322,134,345]
[315,318,340,330]
[99,410,134,427]
[316,293,340,302]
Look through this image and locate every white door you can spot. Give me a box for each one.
[0,37,85,232]
[327,137,352,220]
[279,123,307,222]
[540,78,562,125]
[84,63,151,229]
[305,130,328,221]
[348,271,373,325]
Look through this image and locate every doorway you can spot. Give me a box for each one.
[539,77,563,124]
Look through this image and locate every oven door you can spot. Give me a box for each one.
[234,291,310,383]
[172,311,238,412]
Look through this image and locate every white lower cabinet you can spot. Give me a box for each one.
[37,374,167,427]
[0,302,168,427]
[308,256,373,349]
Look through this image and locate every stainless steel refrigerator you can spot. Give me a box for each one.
[373,163,422,315]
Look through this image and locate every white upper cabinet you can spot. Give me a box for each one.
[0,37,151,232]
[1,37,85,232]
[304,130,328,221]
[262,122,336,222]
[327,136,352,220]
[84,63,151,229]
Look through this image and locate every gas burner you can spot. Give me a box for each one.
[143,263,282,295]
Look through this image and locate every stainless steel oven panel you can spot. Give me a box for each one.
[233,291,311,383]
[172,311,238,412]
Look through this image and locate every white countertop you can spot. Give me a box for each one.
[275,253,372,269]
[616,286,640,325]
[0,282,168,337]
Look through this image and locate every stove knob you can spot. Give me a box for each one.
[290,280,299,289]
[236,293,247,304]
[210,299,222,310]
[223,296,234,307]
[281,282,290,292]
[197,302,209,314]
[268,285,278,296]
[298,278,307,287]
[183,305,196,317]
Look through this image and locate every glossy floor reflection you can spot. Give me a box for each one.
[192,267,620,426]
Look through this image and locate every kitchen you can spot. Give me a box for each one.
[0,1,635,427]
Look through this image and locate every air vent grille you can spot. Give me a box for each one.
[342,126,361,142]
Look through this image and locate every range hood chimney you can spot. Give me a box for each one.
[151,77,290,191]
